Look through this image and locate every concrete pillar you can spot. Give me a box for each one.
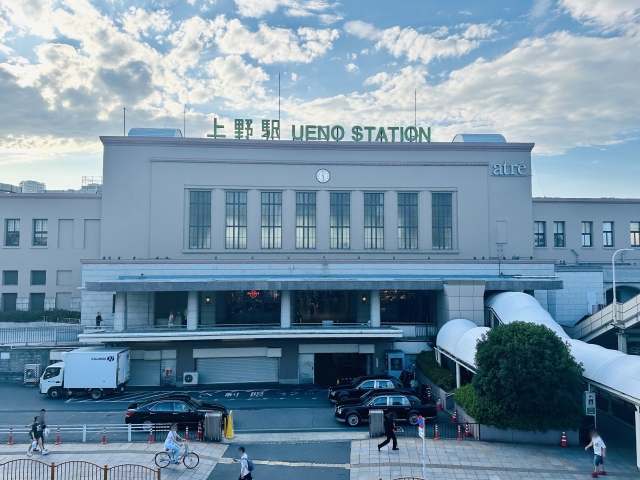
[436,350,442,366]
[618,331,628,353]
[280,290,292,328]
[187,291,199,331]
[636,408,640,470]
[456,362,461,389]
[370,290,380,327]
[114,292,126,332]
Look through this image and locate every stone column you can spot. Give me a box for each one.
[370,290,380,327]
[618,331,628,353]
[456,362,461,389]
[187,291,199,331]
[280,290,292,328]
[114,292,126,332]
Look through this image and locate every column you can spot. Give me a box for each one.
[456,362,461,389]
[618,331,628,353]
[187,291,199,331]
[636,408,640,470]
[280,290,292,328]
[370,290,380,327]
[114,292,126,332]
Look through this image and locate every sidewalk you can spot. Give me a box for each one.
[351,438,640,480]
[0,441,227,480]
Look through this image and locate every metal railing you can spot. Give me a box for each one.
[567,293,640,340]
[395,422,479,441]
[0,459,159,480]
[0,325,83,345]
[389,324,437,339]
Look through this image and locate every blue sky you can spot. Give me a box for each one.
[0,0,639,196]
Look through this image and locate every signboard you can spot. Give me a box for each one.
[418,416,425,439]
[161,360,176,387]
[584,392,596,416]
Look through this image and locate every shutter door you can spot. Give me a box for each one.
[129,360,161,386]
[196,357,279,384]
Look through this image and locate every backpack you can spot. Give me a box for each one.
[246,457,255,472]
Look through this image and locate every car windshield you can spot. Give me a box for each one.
[349,376,365,386]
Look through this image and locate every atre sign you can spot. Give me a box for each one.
[492,161,527,176]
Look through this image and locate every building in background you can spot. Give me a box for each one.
[19,180,46,194]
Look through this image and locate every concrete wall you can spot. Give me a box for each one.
[0,346,51,380]
[480,425,579,445]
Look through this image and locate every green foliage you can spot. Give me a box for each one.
[416,350,456,391]
[469,322,584,431]
[0,310,80,323]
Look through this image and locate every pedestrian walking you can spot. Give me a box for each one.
[585,429,606,477]
[378,413,398,451]
[236,446,253,480]
[168,311,175,328]
[26,416,40,457]
[164,423,184,465]
[95,312,102,327]
[32,410,48,455]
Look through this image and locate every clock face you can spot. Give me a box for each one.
[316,169,330,183]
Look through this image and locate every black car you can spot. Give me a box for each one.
[124,394,227,428]
[328,376,412,403]
[334,393,437,427]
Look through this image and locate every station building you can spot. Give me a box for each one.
[1,131,639,388]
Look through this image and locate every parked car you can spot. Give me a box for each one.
[334,393,437,427]
[328,376,411,403]
[125,394,227,429]
[336,388,417,408]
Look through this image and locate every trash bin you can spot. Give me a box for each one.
[369,409,384,437]
[204,412,222,442]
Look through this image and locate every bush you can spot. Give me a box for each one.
[454,384,507,427]
[0,310,80,323]
[416,350,456,391]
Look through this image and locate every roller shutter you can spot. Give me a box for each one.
[196,357,279,384]
[129,360,161,386]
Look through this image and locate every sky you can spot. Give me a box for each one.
[0,0,639,196]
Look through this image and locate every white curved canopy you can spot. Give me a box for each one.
[456,327,490,367]
[436,318,477,358]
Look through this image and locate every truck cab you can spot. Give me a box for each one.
[40,362,65,399]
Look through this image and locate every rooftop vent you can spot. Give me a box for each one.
[128,128,183,138]
[452,134,506,143]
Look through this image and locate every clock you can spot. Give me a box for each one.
[316,169,330,183]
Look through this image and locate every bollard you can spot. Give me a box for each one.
[55,428,62,445]
[196,422,203,441]
[127,424,132,443]
[225,411,234,439]
[148,426,154,444]
[560,430,568,447]
[185,426,190,443]
[6,428,13,445]
[101,427,107,444]
[82,425,87,443]
[457,425,462,441]
[434,424,439,441]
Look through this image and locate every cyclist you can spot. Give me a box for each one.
[164,423,184,465]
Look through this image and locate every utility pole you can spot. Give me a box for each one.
[123,108,126,136]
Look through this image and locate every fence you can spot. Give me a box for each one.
[0,325,83,345]
[395,422,479,441]
[0,459,159,480]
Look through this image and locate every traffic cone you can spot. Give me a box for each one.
[457,425,462,441]
[450,409,458,423]
[437,399,443,411]
[147,426,154,444]
[101,427,107,445]
[464,421,472,437]
[427,390,432,402]
[55,428,62,445]
[434,424,439,441]
[196,422,203,441]
[6,428,13,445]
[560,430,568,447]
[225,411,234,439]
[185,426,190,443]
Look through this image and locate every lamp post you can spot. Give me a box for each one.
[612,248,633,352]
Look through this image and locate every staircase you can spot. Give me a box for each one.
[567,293,640,341]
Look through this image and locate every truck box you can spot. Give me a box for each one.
[61,347,130,389]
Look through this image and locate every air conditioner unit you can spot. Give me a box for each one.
[183,372,198,386]
[24,364,41,386]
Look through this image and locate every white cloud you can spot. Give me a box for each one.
[459,10,472,15]
[291,72,298,81]
[344,20,377,38]
[234,0,335,19]
[560,0,640,30]
[205,55,269,107]
[120,8,172,39]
[345,63,359,73]
[319,13,343,25]
[531,0,553,19]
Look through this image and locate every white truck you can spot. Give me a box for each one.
[40,347,130,400]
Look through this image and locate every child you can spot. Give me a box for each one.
[585,429,606,477]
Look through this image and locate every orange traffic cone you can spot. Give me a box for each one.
[437,399,443,411]
[457,425,462,441]
[148,426,154,444]
[434,424,440,440]
[6,428,13,445]
[560,430,568,447]
[196,422,203,441]
[185,426,190,443]
[55,428,62,445]
[101,427,107,444]
[450,409,458,423]
[464,421,472,437]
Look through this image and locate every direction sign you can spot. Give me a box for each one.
[418,415,425,438]
[584,392,596,416]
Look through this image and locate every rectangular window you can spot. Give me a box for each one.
[364,193,384,250]
[4,219,19,246]
[296,192,316,249]
[534,221,546,247]
[2,293,17,312]
[553,221,565,248]
[225,191,247,249]
[33,219,47,246]
[188,190,211,249]
[582,221,593,247]
[30,293,45,311]
[2,270,18,286]
[261,192,282,249]
[56,270,72,286]
[31,270,46,286]
[631,222,640,247]
[603,222,614,247]
[330,193,350,249]
[398,193,418,250]
[432,193,452,250]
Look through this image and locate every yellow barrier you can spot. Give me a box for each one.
[225,410,234,439]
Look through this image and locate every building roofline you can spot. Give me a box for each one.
[533,197,640,204]
[80,259,558,265]
[0,193,102,199]
[100,136,535,152]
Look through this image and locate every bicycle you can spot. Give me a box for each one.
[154,442,199,469]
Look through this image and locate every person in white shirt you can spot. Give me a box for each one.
[164,424,184,465]
[237,446,252,480]
[585,429,606,477]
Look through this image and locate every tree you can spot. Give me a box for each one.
[471,322,584,431]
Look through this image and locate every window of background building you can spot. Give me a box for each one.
[188,190,211,249]
[330,192,350,249]
[398,193,418,250]
[603,222,614,247]
[4,219,19,246]
[2,270,18,286]
[554,221,565,247]
[582,221,593,247]
[31,270,46,286]
[296,192,316,249]
[261,192,282,249]
[2,293,17,312]
[432,193,452,250]
[364,193,384,249]
[33,219,47,246]
[534,221,546,247]
[225,191,247,249]
[631,222,640,247]
[29,293,45,311]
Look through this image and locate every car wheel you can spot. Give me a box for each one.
[48,388,62,400]
[408,413,420,426]
[346,413,360,427]
[90,389,103,400]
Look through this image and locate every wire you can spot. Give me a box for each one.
[531,156,546,197]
